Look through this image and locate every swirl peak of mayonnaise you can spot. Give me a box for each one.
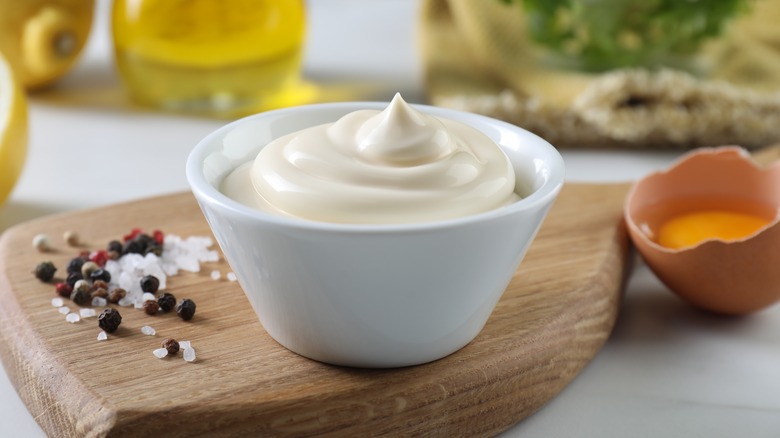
[220,94,520,224]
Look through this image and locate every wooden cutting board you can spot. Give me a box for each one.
[0,182,630,437]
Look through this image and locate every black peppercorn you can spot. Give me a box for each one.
[33,261,57,282]
[122,239,143,255]
[140,275,160,293]
[142,300,159,316]
[136,233,155,249]
[66,272,83,288]
[66,257,85,275]
[122,233,160,256]
[157,292,176,312]
[175,299,196,321]
[70,282,91,306]
[162,338,179,355]
[107,240,123,254]
[107,288,127,304]
[144,245,162,257]
[90,268,111,283]
[98,308,122,333]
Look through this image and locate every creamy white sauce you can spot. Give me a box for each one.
[221,94,520,224]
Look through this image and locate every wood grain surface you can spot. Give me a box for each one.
[0,182,630,437]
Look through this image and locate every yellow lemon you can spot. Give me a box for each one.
[0,0,94,90]
[0,51,28,206]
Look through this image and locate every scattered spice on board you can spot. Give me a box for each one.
[32,261,57,282]
[142,300,160,316]
[98,308,122,333]
[176,299,196,321]
[63,230,79,246]
[31,227,217,362]
[32,234,51,252]
[157,293,176,312]
[162,338,179,355]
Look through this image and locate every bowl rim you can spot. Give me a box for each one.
[186,101,565,233]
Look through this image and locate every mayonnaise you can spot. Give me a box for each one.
[220,94,520,224]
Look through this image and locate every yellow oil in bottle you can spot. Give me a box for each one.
[112,0,311,117]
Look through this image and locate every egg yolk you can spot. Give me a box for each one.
[657,210,772,250]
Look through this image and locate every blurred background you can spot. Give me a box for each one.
[0,0,426,231]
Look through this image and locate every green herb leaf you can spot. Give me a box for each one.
[500,0,751,71]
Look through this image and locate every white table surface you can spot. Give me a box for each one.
[2,1,779,437]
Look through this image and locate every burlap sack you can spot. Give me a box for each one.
[420,0,780,149]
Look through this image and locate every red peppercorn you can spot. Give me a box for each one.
[55,282,72,298]
[90,250,109,267]
[152,229,164,245]
[123,228,143,242]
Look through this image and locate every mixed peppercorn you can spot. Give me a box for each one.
[32,228,200,348]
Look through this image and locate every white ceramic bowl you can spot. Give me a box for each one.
[186,102,564,368]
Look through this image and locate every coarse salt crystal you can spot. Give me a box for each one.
[174,255,200,273]
[153,348,168,359]
[104,260,121,283]
[51,298,64,307]
[161,262,178,277]
[142,292,156,302]
[134,300,144,309]
[179,340,191,350]
[65,313,80,323]
[97,331,108,341]
[118,296,133,307]
[91,297,107,307]
[79,308,97,318]
[210,270,220,281]
[118,270,136,292]
[227,272,237,282]
[141,325,156,336]
[183,347,196,363]
[58,306,70,315]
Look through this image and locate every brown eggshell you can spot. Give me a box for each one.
[625,147,780,315]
